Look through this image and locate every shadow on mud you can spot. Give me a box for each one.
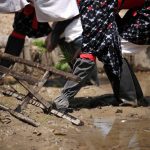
[70,94,150,109]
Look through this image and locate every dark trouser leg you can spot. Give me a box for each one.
[54,58,96,109]
[119,58,147,106]
[0,32,25,68]
[104,65,121,104]
[89,65,100,86]
[59,37,99,86]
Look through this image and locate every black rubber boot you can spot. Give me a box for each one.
[119,58,148,106]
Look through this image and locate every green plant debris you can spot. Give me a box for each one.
[55,59,70,72]
[32,39,47,54]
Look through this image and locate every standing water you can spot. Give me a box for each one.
[94,117,150,150]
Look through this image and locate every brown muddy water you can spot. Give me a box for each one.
[93,117,150,150]
[66,117,150,150]
[0,117,150,150]
[0,72,150,150]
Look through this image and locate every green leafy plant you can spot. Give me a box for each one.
[32,39,47,54]
[33,39,70,72]
[55,58,70,72]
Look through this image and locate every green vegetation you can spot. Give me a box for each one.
[32,39,47,54]
[55,58,70,72]
[32,39,70,72]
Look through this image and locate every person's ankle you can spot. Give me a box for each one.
[52,102,73,113]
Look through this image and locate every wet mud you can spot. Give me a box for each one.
[0,72,150,150]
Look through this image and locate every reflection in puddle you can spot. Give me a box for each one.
[94,117,115,137]
[94,118,150,149]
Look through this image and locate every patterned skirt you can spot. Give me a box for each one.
[79,0,122,78]
[120,0,150,44]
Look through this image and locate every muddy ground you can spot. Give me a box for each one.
[0,72,150,150]
[0,14,150,150]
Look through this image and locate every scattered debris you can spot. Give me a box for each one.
[0,104,40,127]
[0,52,83,127]
[0,114,11,124]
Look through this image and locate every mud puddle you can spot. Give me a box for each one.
[93,117,150,150]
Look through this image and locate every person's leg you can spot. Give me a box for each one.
[0,31,25,68]
[54,56,96,109]
[105,56,148,106]
[119,58,148,106]
[0,31,25,85]
[119,36,149,106]
[59,37,100,86]
[58,37,81,68]
[104,64,122,105]
[104,57,147,106]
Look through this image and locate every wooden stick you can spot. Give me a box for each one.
[17,80,51,109]
[0,65,39,84]
[0,88,84,126]
[0,52,80,82]
[15,71,50,112]
[0,87,44,108]
[51,109,84,126]
[0,104,40,127]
